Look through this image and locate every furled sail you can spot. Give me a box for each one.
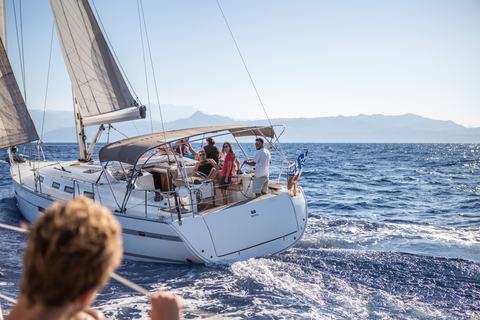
[50,0,138,121]
[0,37,39,149]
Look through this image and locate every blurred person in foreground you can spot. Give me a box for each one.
[6,196,182,320]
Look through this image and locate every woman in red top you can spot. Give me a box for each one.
[219,142,236,205]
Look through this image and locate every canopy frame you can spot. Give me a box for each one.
[99,125,284,166]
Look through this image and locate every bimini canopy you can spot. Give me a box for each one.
[99,125,279,165]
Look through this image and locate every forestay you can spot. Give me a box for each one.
[50,0,136,120]
[0,38,39,149]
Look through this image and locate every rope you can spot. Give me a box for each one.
[0,293,16,304]
[0,223,25,233]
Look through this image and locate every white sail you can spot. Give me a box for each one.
[50,0,137,121]
[0,38,39,149]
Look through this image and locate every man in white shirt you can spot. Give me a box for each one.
[243,137,271,197]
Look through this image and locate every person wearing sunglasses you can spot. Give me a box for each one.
[243,137,271,197]
[172,137,197,158]
[192,151,221,181]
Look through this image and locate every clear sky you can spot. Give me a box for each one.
[5,0,480,127]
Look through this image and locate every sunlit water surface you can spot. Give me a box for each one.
[1,143,479,319]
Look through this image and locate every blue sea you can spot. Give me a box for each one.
[1,143,479,319]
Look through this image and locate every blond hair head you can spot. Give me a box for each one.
[20,196,123,307]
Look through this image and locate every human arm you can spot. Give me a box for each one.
[156,150,168,156]
[224,160,233,182]
[171,141,182,155]
[243,159,256,167]
[206,158,220,170]
[244,150,260,167]
[150,290,183,320]
[187,143,197,155]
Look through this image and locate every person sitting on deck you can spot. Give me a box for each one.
[140,144,178,162]
[5,196,182,320]
[173,138,197,158]
[156,144,175,156]
[192,150,221,182]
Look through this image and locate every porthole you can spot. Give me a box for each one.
[83,191,94,199]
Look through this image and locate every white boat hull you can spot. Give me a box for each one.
[10,160,308,264]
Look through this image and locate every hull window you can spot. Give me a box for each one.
[84,191,94,199]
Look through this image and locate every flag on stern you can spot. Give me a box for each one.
[288,148,309,191]
[296,148,309,175]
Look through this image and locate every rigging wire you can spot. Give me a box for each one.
[40,22,56,140]
[214,0,287,160]
[90,1,141,107]
[90,0,141,138]
[214,0,271,127]
[11,0,35,161]
[136,0,153,134]
[11,0,26,99]
[108,125,129,139]
[9,1,65,170]
[138,0,168,142]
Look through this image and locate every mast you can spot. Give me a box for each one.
[73,93,88,161]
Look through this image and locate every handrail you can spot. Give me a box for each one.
[274,158,295,183]
[137,183,222,222]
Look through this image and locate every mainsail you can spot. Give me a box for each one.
[0,37,39,149]
[50,0,137,121]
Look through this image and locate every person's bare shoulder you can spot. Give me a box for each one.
[73,309,107,320]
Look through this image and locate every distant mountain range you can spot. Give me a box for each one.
[29,108,480,143]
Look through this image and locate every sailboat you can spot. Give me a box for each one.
[1,0,308,263]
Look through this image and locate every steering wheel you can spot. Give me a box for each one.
[187,170,209,182]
